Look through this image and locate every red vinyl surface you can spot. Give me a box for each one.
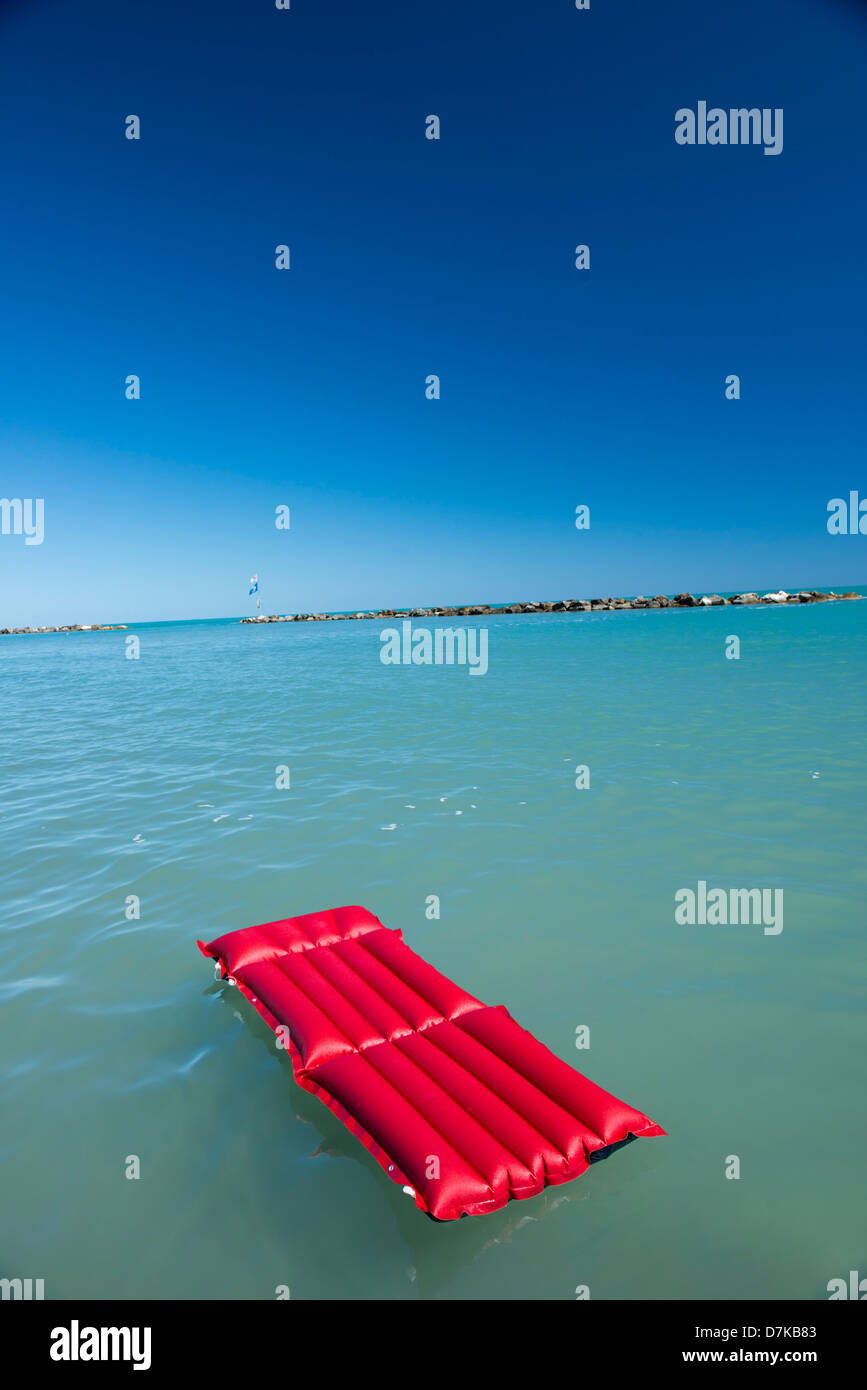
[197,905,665,1220]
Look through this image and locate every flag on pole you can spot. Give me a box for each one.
[249,574,258,596]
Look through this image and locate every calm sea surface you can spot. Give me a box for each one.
[1,597,865,1300]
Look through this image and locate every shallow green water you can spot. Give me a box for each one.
[1,600,864,1299]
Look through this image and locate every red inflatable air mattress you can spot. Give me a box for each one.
[197,905,664,1220]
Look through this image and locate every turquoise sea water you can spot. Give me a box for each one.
[1,597,865,1301]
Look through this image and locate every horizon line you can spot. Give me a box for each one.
[3,582,864,632]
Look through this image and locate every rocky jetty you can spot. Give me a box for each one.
[0,623,128,636]
[240,589,861,624]
[6,591,857,636]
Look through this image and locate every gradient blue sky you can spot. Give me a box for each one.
[1,0,865,624]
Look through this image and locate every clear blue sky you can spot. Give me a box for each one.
[1,0,865,625]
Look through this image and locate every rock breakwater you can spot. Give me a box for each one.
[240,589,861,624]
